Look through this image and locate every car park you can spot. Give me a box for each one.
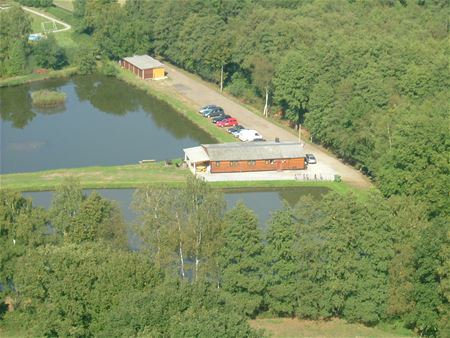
[239,129,263,142]
[212,114,231,123]
[202,107,223,117]
[305,154,317,164]
[199,104,218,114]
[216,117,238,127]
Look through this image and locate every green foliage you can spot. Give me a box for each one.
[264,206,299,316]
[0,6,31,76]
[11,243,160,337]
[49,177,126,246]
[77,44,97,75]
[33,34,68,70]
[17,0,53,7]
[0,190,48,289]
[405,219,448,337]
[220,202,265,317]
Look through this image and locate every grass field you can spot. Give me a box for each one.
[29,12,64,34]
[0,161,366,194]
[53,0,73,11]
[251,318,414,338]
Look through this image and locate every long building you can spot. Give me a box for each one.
[120,55,165,79]
[183,142,306,174]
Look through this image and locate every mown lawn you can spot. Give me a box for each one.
[251,318,414,338]
[0,161,367,195]
[29,11,64,34]
[0,163,190,192]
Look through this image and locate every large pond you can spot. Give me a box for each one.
[0,75,215,173]
[24,187,329,228]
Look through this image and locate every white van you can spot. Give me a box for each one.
[239,129,263,142]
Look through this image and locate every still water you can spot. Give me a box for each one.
[24,187,329,228]
[0,75,215,173]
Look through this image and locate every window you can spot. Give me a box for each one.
[229,161,239,167]
[265,160,270,164]
[270,160,276,165]
[247,160,256,166]
[215,161,220,167]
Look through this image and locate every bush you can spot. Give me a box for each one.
[100,62,118,77]
[33,35,68,70]
[31,90,66,108]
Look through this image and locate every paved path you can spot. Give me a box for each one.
[163,64,371,188]
[22,6,71,33]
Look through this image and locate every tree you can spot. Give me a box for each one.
[77,45,97,74]
[5,40,27,76]
[219,202,265,317]
[12,243,160,337]
[273,50,316,126]
[0,190,48,290]
[405,219,448,337]
[33,34,67,70]
[0,6,31,76]
[247,54,274,116]
[264,206,299,316]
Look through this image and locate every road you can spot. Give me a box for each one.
[22,6,71,33]
[161,64,371,188]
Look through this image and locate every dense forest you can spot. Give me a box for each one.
[1,178,448,337]
[0,0,449,337]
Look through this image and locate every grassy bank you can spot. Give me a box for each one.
[250,318,413,338]
[0,162,370,197]
[0,67,77,87]
[113,63,236,143]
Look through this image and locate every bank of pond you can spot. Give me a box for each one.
[24,186,329,228]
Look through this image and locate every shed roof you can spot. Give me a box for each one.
[183,146,210,163]
[123,55,164,70]
[203,142,305,161]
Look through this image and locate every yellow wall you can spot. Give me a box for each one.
[153,68,165,79]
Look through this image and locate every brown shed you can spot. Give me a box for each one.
[120,55,165,79]
[183,142,306,174]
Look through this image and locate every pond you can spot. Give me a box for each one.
[0,74,215,174]
[24,186,329,228]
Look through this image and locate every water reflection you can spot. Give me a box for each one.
[24,187,329,228]
[1,74,215,173]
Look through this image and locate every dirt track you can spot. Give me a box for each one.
[158,64,371,188]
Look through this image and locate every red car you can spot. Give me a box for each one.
[216,117,238,127]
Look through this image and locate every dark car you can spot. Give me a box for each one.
[212,114,231,123]
[203,107,224,117]
[207,109,225,118]
[199,104,218,114]
[305,154,317,164]
[227,125,244,134]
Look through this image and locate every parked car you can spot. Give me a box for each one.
[305,154,317,164]
[207,109,226,118]
[203,107,223,117]
[217,117,238,127]
[199,104,218,114]
[227,125,244,134]
[239,129,263,142]
[231,127,247,137]
[212,114,231,123]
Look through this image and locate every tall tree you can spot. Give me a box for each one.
[219,202,265,317]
